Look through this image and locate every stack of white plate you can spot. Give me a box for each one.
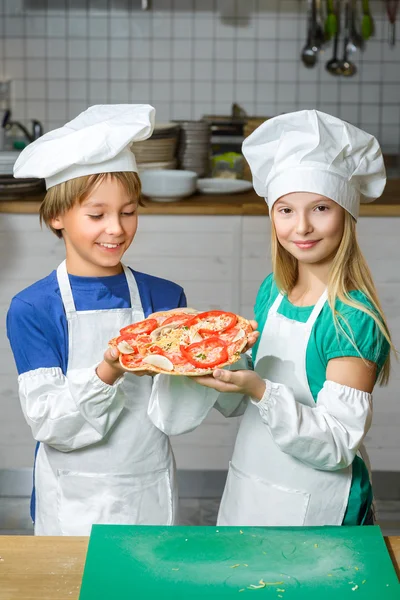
[173,120,211,177]
[131,123,179,171]
[0,151,20,175]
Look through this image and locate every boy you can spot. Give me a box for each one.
[7,104,186,535]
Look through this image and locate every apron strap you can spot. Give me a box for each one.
[122,264,143,312]
[57,261,143,315]
[56,260,76,315]
[269,289,327,328]
[269,292,284,316]
[306,289,328,332]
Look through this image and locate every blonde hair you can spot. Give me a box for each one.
[271,210,393,385]
[40,172,142,239]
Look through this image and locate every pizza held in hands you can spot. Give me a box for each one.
[108,310,252,376]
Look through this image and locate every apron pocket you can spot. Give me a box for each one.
[218,462,310,527]
[57,469,173,536]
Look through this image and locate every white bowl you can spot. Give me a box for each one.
[197,178,253,195]
[140,169,198,202]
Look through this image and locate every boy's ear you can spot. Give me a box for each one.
[50,216,64,231]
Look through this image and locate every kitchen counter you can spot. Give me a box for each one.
[1,179,400,216]
[0,535,399,600]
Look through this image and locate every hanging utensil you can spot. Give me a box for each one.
[301,0,319,67]
[326,0,343,74]
[361,0,374,40]
[340,0,357,75]
[314,0,326,47]
[326,27,342,74]
[347,0,365,53]
[385,0,399,46]
[325,0,338,39]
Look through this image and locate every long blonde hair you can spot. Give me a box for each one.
[271,210,393,385]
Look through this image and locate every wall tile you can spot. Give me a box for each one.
[0,2,398,152]
[68,79,87,100]
[4,17,25,37]
[110,16,130,39]
[47,16,67,37]
[109,59,129,80]
[5,59,24,79]
[46,38,67,59]
[88,16,108,38]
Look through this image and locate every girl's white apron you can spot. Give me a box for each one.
[218,291,352,526]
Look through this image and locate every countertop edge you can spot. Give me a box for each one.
[1,199,400,217]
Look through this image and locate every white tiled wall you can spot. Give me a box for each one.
[0,0,399,152]
[0,213,399,472]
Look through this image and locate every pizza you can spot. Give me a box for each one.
[108,309,252,376]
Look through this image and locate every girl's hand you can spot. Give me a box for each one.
[194,368,266,401]
[243,319,259,352]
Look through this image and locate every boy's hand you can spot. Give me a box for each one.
[194,369,266,401]
[97,347,154,385]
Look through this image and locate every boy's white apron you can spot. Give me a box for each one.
[34,260,176,535]
[218,291,352,526]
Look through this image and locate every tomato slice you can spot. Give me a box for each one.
[161,313,192,327]
[180,336,228,369]
[120,318,158,337]
[186,311,238,335]
[164,351,188,366]
[135,333,152,345]
[148,345,165,355]
[120,354,144,369]
[146,344,187,366]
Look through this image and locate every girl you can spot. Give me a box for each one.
[7,104,189,535]
[149,110,393,527]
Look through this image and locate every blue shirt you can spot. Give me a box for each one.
[7,267,186,376]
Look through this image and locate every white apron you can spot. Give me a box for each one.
[218,290,352,526]
[34,260,177,535]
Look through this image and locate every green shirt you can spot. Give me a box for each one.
[252,274,390,525]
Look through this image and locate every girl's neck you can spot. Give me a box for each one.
[289,261,331,306]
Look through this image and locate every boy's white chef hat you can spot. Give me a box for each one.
[242,109,386,219]
[14,104,155,189]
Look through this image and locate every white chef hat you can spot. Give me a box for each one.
[242,109,386,219]
[13,104,155,189]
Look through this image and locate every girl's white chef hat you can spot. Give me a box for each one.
[14,104,155,189]
[242,109,386,219]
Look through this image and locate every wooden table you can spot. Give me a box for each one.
[0,535,399,600]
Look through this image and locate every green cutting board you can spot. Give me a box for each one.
[79,525,399,599]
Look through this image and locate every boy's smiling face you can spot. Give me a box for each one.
[51,174,138,277]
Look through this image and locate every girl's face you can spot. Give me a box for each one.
[272,192,345,265]
[51,175,138,277]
